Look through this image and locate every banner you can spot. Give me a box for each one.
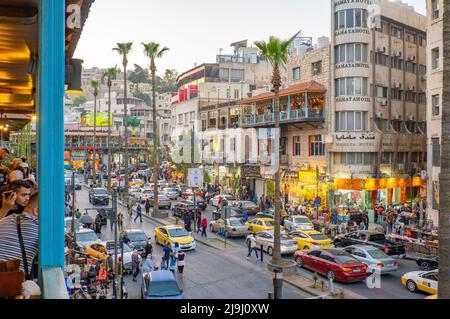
[80,112,113,127]
[333,177,424,191]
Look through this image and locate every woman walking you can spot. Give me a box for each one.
[177,250,186,274]
[201,216,208,237]
[145,198,151,216]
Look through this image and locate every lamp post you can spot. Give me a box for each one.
[273,267,283,299]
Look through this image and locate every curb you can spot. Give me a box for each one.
[282,276,321,298]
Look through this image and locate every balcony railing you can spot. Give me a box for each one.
[240,108,324,127]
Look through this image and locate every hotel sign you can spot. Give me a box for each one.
[335,0,374,7]
[336,96,371,103]
[336,63,369,69]
[329,133,380,151]
[335,28,370,36]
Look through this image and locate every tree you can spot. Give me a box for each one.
[103,66,118,190]
[160,69,178,93]
[255,32,299,267]
[90,80,100,186]
[439,2,450,299]
[143,42,169,217]
[113,42,133,201]
[128,64,150,85]
[73,95,87,106]
[204,171,211,185]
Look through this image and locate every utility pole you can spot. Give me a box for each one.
[112,189,118,298]
[191,124,197,232]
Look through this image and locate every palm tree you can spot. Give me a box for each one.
[439,2,450,299]
[113,42,133,202]
[255,32,298,266]
[142,42,169,217]
[103,66,118,190]
[90,80,100,186]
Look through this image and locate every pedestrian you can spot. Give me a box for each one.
[117,212,124,231]
[177,250,186,274]
[196,210,201,233]
[242,210,248,223]
[134,203,143,224]
[94,213,102,236]
[142,254,155,273]
[169,252,177,273]
[144,239,153,261]
[217,218,225,236]
[359,221,366,230]
[162,242,171,270]
[145,198,151,216]
[246,232,259,260]
[201,216,208,237]
[377,206,384,224]
[131,250,140,282]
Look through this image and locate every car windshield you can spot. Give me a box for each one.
[229,220,244,226]
[368,234,386,242]
[310,234,329,241]
[242,202,256,207]
[159,195,169,200]
[294,217,311,224]
[168,228,190,238]
[280,234,292,241]
[147,280,182,297]
[76,232,98,242]
[367,249,389,259]
[143,190,154,195]
[335,254,359,264]
[165,188,177,192]
[94,189,107,195]
[127,232,147,241]
[264,220,274,227]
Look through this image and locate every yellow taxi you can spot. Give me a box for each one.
[425,294,437,299]
[288,230,333,250]
[245,218,284,233]
[401,270,438,295]
[84,242,109,260]
[154,225,196,251]
[129,179,144,187]
[110,178,118,187]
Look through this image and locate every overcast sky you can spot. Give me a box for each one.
[75,0,426,76]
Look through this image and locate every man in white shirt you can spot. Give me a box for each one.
[246,232,259,260]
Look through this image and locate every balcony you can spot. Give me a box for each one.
[240,108,324,128]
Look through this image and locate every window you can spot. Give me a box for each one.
[293,136,301,156]
[391,57,403,70]
[184,113,188,123]
[405,61,416,74]
[432,94,440,116]
[391,26,403,39]
[391,88,404,101]
[190,111,195,122]
[381,152,393,164]
[231,69,244,82]
[219,68,229,81]
[309,135,325,156]
[418,93,426,104]
[419,35,427,47]
[405,91,416,103]
[432,0,439,20]
[293,67,300,80]
[335,9,367,29]
[375,53,390,66]
[335,111,368,131]
[178,114,183,124]
[335,43,368,64]
[335,77,368,96]
[339,153,375,165]
[419,64,427,75]
[376,86,388,98]
[432,138,440,167]
[312,61,322,75]
[234,89,240,99]
[280,137,287,156]
[406,32,416,44]
[230,138,236,152]
[432,48,440,69]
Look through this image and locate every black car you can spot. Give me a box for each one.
[121,229,148,256]
[187,196,207,211]
[416,256,438,270]
[333,230,406,257]
[89,188,109,206]
[172,201,198,218]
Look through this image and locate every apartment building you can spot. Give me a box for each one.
[426,0,443,225]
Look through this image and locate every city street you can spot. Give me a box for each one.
[75,182,310,299]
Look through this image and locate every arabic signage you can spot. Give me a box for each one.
[332,177,424,191]
[335,133,377,141]
[241,165,261,179]
[329,133,380,151]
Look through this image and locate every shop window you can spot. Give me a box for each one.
[293,136,301,156]
[309,135,324,156]
[281,137,287,155]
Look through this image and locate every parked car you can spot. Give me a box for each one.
[333,230,406,257]
[163,188,179,200]
[342,245,399,274]
[129,186,142,198]
[154,225,196,251]
[75,228,101,249]
[209,218,249,238]
[150,194,171,209]
[288,230,333,250]
[130,179,144,187]
[106,241,141,273]
[401,270,438,295]
[140,189,154,203]
[171,201,197,218]
[141,270,183,299]
[121,229,149,255]
[231,201,259,215]
[187,196,207,210]
[416,256,438,271]
[255,209,288,220]
[246,231,297,256]
[245,218,284,233]
[294,248,368,282]
[209,194,236,207]
[283,215,314,231]
[89,188,109,206]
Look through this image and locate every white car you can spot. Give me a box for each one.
[163,188,179,200]
[75,228,101,249]
[343,245,399,274]
[209,194,236,207]
[283,215,314,231]
[140,189,155,203]
[107,241,141,273]
[246,231,297,256]
[130,186,142,198]
[401,270,438,295]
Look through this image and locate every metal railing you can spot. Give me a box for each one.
[241,109,324,126]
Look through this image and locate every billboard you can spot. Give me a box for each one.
[80,112,113,127]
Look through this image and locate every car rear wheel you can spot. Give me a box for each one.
[210,224,214,232]
[295,256,303,268]
[267,246,273,256]
[420,261,431,271]
[154,236,159,245]
[406,280,418,292]
[327,271,335,281]
[334,241,342,248]
[303,245,310,250]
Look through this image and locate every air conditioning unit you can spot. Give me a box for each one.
[408,55,416,61]
[394,81,402,88]
[408,85,415,91]
[394,51,402,57]
[376,112,383,118]
[421,74,427,81]
[397,163,405,170]
[376,46,386,53]
[408,115,415,121]
[377,98,388,106]
[394,114,402,120]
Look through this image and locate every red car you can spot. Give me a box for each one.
[294,248,367,282]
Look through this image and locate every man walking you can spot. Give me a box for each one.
[246,232,259,260]
[162,242,171,270]
[145,199,151,216]
[200,216,208,238]
[134,203,143,224]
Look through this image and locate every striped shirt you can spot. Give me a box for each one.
[0,213,39,273]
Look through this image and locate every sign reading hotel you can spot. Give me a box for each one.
[336,63,369,69]
[336,96,371,103]
[330,133,379,151]
[335,28,370,36]
[334,0,375,7]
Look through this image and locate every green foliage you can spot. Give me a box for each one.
[204,171,211,184]
[72,95,87,106]
[254,31,300,69]
[266,180,275,198]
[128,64,150,84]
[127,117,141,128]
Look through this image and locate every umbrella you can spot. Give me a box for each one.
[79,214,94,225]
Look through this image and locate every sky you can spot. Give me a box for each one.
[75,0,426,76]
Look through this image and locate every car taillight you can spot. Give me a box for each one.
[384,247,390,254]
[232,228,236,231]
[361,265,367,271]
[342,267,353,272]
[376,263,384,268]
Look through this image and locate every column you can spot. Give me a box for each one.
[38,0,65,269]
[304,92,309,118]
[287,95,291,120]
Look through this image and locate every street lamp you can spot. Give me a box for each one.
[273,267,283,299]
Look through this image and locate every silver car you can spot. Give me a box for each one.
[163,188,179,200]
[283,215,314,231]
[247,231,298,256]
[209,218,249,238]
[343,245,399,274]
